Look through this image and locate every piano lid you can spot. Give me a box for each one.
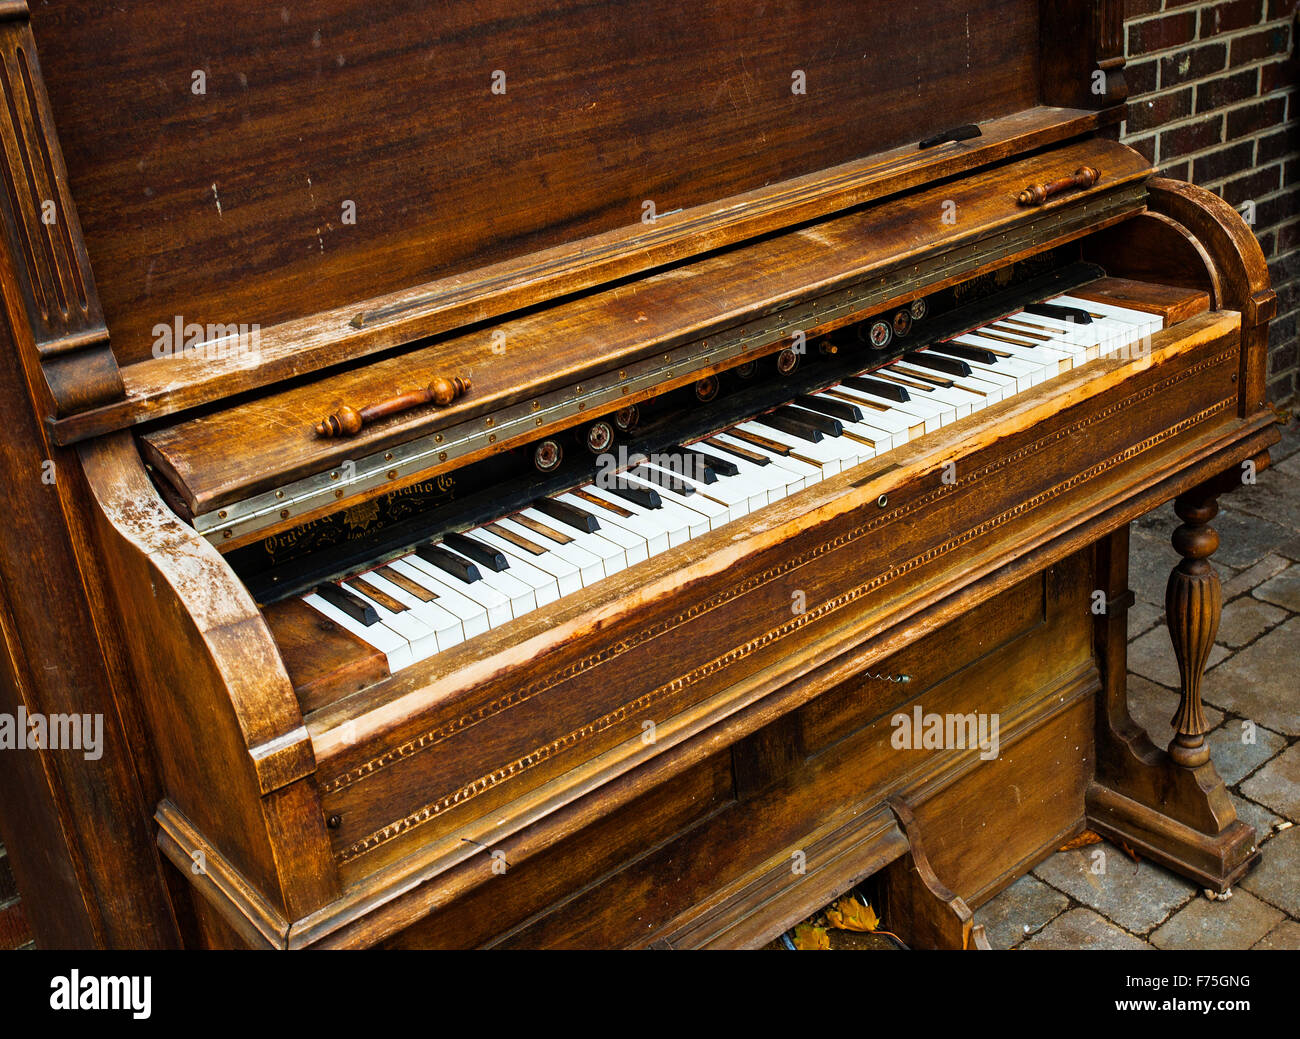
[139,135,1153,539]
[25,0,1127,440]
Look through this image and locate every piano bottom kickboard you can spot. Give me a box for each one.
[297,308,1252,904]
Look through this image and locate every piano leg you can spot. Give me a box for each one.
[1165,486,1221,769]
[1087,489,1259,892]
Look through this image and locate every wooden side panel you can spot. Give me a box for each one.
[77,433,341,933]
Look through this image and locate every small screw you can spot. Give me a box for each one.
[327,814,342,829]
[877,494,889,507]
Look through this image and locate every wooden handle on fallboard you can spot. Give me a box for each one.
[314,375,471,437]
[1016,166,1100,206]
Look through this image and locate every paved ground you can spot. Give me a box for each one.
[974,416,1300,950]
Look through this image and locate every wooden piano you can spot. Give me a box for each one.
[0,0,1283,949]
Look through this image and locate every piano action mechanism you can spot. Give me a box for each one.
[0,0,1283,948]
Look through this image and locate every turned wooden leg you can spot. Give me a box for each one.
[1166,487,1222,769]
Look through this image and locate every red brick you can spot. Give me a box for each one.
[1260,56,1297,94]
[1127,87,1194,132]
[1161,44,1228,86]
[1127,134,1158,164]
[1220,165,1282,204]
[1226,96,1288,138]
[1196,68,1260,112]
[1193,140,1257,181]
[1201,1,1266,36]
[1230,26,1292,66]
[1128,59,1159,96]
[1286,155,1300,185]
[1279,218,1300,252]
[1160,115,1225,158]
[1162,159,1193,180]
[1128,13,1198,56]
[1128,0,1163,13]
[1257,128,1298,164]
[1268,0,1296,17]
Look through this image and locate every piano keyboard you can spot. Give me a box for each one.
[302,295,1162,672]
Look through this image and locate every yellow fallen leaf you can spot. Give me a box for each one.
[826,897,881,933]
[1058,829,1104,852]
[792,923,830,950]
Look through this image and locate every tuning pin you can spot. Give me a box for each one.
[584,420,615,454]
[533,439,563,472]
[694,375,720,402]
[613,405,640,432]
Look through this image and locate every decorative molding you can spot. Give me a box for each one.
[0,13,121,414]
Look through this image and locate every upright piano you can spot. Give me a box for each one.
[0,0,1283,948]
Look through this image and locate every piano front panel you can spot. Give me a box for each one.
[313,307,1245,884]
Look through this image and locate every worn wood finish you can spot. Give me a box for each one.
[1072,277,1210,324]
[139,136,1153,522]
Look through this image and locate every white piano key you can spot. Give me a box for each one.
[345,577,453,659]
[553,493,653,563]
[856,374,949,431]
[577,484,688,550]
[473,524,580,598]
[302,592,413,672]
[424,544,540,617]
[708,435,818,492]
[621,469,730,531]
[391,556,514,629]
[496,514,608,587]
[516,506,629,577]
[640,460,764,519]
[937,343,1044,391]
[358,569,488,641]
[736,421,852,476]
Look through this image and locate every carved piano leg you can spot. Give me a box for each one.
[1087,490,1259,892]
[1166,488,1220,769]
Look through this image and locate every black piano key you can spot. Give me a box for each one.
[533,497,600,533]
[841,376,910,403]
[1024,302,1093,325]
[674,445,739,477]
[752,412,824,443]
[608,479,663,510]
[794,393,863,422]
[655,450,717,483]
[904,351,971,377]
[930,342,999,364]
[316,582,379,626]
[442,532,510,572]
[630,465,696,496]
[415,543,483,583]
[779,405,843,436]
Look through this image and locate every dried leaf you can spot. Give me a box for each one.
[792,923,830,950]
[1058,829,1104,852]
[825,897,881,933]
[1118,839,1142,866]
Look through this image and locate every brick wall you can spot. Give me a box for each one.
[1122,0,1299,405]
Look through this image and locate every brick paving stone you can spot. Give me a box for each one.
[1127,673,1223,747]
[1224,470,1300,536]
[1240,743,1300,822]
[1128,601,1163,640]
[1216,594,1288,649]
[1253,920,1300,950]
[1129,627,1229,690]
[1254,566,1300,612]
[972,874,1069,950]
[1240,824,1300,917]
[1278,534,1300,562]
[1020,908,1151,950]
[1128,528,1183,607]
[1231,795,1281,840]
[1269,422,1299,464]
[1204,720,1288,787]
[1207,509,1295,570]
[1032,842,1196,934]
[1203,618,1300,736]
[1221,556,1292,604]
[1149,889,1284,950]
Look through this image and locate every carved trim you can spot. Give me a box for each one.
[0,13,121,413]
[324,347,1238,800]
[335,392,1238,863]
